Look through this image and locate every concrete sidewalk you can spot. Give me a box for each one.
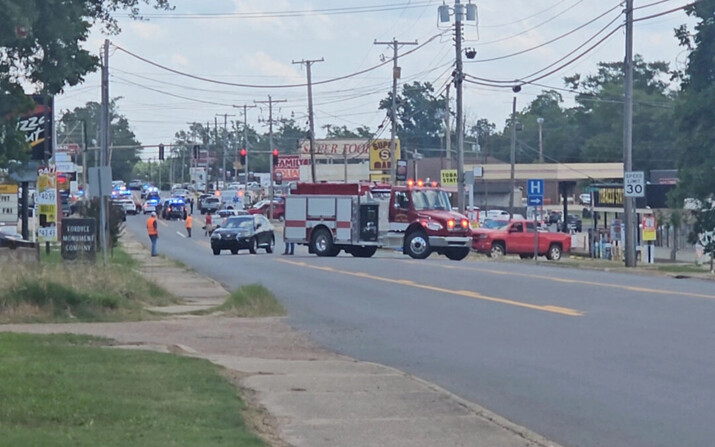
[0,232,563,447]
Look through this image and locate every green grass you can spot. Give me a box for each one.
[217,284,285,317]
[650,264,710,274]
[0,333,266,447]
[0,247,177,323]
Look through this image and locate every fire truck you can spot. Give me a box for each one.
[284,182,472,260]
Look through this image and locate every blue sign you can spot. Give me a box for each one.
[527,196,543,206]
[527,179,544,197]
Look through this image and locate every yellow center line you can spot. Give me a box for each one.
[403,260,715,300]
[276,259,583,317]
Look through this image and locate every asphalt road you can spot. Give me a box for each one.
[125,213,715,447]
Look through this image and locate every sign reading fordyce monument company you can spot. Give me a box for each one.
[61,218,96,261]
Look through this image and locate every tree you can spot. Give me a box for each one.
[672,0,715,267]
[379,81,445,156]
[0,0,171,167]
[322,125,372,139]
[565,56,677,173]
[59,100,141,181]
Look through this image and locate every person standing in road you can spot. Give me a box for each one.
[282,226,294,255]
[185,214,192,238]
[189,197,194,214]
[204,212,213,236]
[146,211,158,256]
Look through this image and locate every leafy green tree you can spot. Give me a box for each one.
[322,125,372,139]
[0,0,171,167]
[379,81,445,156]
[565,56,677,173]
[672,0,715,266]
[59,100,141,181]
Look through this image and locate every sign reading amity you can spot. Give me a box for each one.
[275,155,307,182]
[61,218,96,261]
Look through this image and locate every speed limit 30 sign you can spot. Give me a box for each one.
[624,171,645,197]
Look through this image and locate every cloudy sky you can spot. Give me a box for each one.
[56,0,696,150]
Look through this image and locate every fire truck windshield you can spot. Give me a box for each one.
[412,189,451,211]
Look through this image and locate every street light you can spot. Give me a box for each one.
[536,117,544,163]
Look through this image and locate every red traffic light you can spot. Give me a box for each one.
[239,148,246,164]
[272,149,279,166]
[240,148,246,156]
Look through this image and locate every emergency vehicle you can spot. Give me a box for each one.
[284,181,472,260]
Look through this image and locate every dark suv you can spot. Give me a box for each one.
[162,199,186,220]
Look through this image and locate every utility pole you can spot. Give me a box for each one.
[537,117,544,163]
[233,104,257,192]
[99,38,110,263]
[623,0,636,267]
[292,58,323,183]
[254,96,286,220]
[374,38,417,185]
[216,113,235,186]
[454,1,466,214]
[508,96,517,219]
[444,83,451,169]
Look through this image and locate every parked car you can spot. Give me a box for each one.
[210,214,275,255]
[247,197,285,221]
[472,220,571,260]
[115,198,137,215]
[200,196,221,214]
[562,214,583,232]
[579,193,591,205]
[128,179,143,190]
[143,198,159,214]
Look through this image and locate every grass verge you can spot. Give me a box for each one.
[0,333,266,447]
[216,284,284,317]
[0,246,177,323]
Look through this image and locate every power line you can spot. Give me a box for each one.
[633,1,697,22]
[110,34,442,90]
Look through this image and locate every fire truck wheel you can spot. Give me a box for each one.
[350,246,377,258]
[311,228,334,257]
[405,231,431,259]
[249,238,258,254]
[445,247,470,261]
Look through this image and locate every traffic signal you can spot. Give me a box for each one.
[193,145,200,159]
[239,148,246,165]
[272,149,278,166]
[158,143,165,161]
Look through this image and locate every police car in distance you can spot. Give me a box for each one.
[162,198,187,220]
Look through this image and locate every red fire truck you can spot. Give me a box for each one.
[284,182,472,260]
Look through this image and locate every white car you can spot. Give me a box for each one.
[579,193,591,205]
[116,199,137,215]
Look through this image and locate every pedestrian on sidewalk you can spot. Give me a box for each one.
[146,211,158,256]
[282,226,294,255]
[185,214,192,238]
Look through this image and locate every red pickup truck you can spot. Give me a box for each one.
[472,220,571,260]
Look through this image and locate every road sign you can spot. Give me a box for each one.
[624,171,645,197]
[440,169,458,186]
[527,196,543,206]
[55,161,75,172]
[527,179,544,198]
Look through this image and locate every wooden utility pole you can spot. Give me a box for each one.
[374,38,417,184]
[254,96,286,220]
[292,58,323,183]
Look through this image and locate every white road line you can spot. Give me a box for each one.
[176,231,186,238]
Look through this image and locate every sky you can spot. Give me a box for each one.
[56,0,696,152]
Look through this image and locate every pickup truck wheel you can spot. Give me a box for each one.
[405,231,431,259]
[311,229,334,257]
[489,242,505,258]
[445,247,470,261]
[212,248,221,255]
[547,244,562,261]
[266,237,274,253]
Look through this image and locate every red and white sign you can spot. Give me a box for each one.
[275,155,307,182]
[56,143,80,155]
[641,215,657,241]
[298,139,373,160]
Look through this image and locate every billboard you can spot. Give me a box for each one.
[61,218,97,261]
[17,95,53,160]
[0,184,19,225]
[298,139,396,161]
[275,155,307,182]
[368,139,400,172]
